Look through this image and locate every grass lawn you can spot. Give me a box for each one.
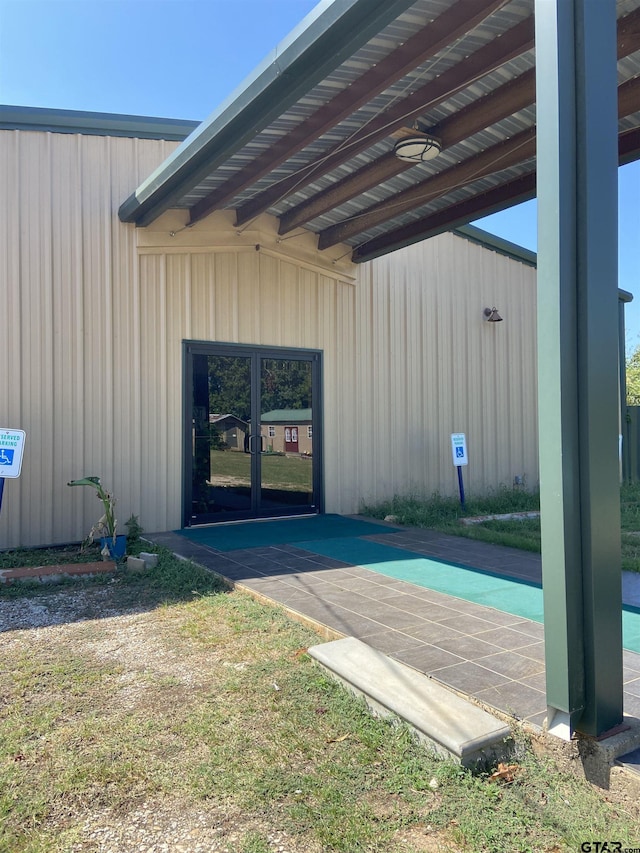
[1,552,639,852]
[363,483,640,573]
[209,449,312,491]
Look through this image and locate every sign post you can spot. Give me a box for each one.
[450,432,468,509]
[0,429,26,518]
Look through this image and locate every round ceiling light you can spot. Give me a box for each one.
[394,135,442,163]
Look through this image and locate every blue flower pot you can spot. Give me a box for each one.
[100,534,127,560]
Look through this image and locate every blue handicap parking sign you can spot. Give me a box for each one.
[0,448,15,466]
[455,446,464,458]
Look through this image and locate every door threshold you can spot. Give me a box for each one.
[187,512,320,529]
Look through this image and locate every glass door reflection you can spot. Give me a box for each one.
[185,344,321,525]
[259,358,313,512]
[191,353,252,521]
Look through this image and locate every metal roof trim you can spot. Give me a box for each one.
[452,224,537,266]
[0,104,198,141]
[118,0,418,226]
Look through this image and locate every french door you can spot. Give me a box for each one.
[183,342,322,525]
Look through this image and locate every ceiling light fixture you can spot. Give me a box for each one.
[394,134,442,163]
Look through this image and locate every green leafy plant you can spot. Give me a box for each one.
[67,476,117,547]
[124,513,143,542]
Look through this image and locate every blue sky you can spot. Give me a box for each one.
[1,0,638,349]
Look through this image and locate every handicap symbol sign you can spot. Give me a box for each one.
[0,429,26,478]
[450,432,468,467]
[0,449,14,466]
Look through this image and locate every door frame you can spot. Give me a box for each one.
[182,340,324,526]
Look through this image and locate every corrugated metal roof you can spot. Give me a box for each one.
[119,0,640,262]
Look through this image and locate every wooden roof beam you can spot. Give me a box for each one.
[318,75,640,249]
[317,127,536,248]
[233,16,535,227]
[278,6,640,236]
[351,122,640,263]
[351,173,537,262]
[278,69,536,235]
[187,0,508,226]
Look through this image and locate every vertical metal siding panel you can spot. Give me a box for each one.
[280,261,301,348]
[110,138,146,528]
[299,267,319,348]
[190,253,214,341]
[213,252,239,342]
[405,250,427,494]
[19,132,55,544]
[418,240,443,495]
[237,251,261,343]
[316,275,339,510]
[0,131,24,544]
[333,279,357,512]
[372,258,392,502]
[257,253,283,345]
[354,266,375,508]
[51,134,85,540]
[165,254,190,530]
[139,253,169,532]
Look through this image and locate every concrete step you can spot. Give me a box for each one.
[308,636,511,767]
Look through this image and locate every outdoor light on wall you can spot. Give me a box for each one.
[394,133,442,163]
[484,307,503,322]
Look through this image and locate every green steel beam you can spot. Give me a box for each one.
[535,0,623,738]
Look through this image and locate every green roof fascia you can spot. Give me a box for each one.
[453,226,633,305]
[453,224,537,267]
[0,104,198,141]
[118,0,417,227]
[261,410,312,422]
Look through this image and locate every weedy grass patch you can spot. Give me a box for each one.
[1,553,639,852]
[363,484,640,572]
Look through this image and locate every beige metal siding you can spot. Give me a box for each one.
[1,127,538,547]
[1,130,178,546]
[358,234,539,505]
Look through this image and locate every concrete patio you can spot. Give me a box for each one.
[147,522,640,735]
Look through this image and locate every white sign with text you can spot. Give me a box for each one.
[0,429,26,478]
[451,432,468,467]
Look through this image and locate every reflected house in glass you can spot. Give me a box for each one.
[209,414,249,452]
[261,410,313,456]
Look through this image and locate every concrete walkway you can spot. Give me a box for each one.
[149,522,640,731]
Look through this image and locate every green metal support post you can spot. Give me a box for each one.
[535,0,623,738]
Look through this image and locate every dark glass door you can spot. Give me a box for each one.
[259,357,314,513]
[184,343,322,525]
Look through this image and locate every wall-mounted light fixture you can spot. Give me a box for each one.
[394,133,442,163]
[484,307,503,322]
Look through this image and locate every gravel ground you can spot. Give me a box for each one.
[1,584,452,853]
[0,586,325,853]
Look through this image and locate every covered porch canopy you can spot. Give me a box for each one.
[120,0,640,738]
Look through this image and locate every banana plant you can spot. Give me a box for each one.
[67,476,117,546]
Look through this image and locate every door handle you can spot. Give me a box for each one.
[248,434,265,454]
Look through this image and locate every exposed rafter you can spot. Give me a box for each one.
[278,6,640,239]
[278,69,536,235]
[318,127,536,249]
[187,0,509,226]
[233,15,535,227]
[352,122,640,263]
[352,172,537,262]
[321,71,640,250]
[121,0,640,267]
